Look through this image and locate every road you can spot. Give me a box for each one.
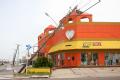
[0,63,13,80]
[0,63,13,74]
[0,63,25,80]
[0,63,24,80]
[0,64,120,80]
[14,77,120,80]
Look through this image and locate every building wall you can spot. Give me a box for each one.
[37,13,120,67]
[38,13,120,54]
[45,22,120,53]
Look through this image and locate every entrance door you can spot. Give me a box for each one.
[64,53,79,67]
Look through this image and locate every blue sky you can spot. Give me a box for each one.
[0,0,120,61]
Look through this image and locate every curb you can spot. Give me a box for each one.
[31,75,50,78]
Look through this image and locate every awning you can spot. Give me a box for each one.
[48,40,120,53]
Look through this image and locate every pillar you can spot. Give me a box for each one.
[98,52,105,66]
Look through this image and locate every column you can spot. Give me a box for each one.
[98,52,105,66]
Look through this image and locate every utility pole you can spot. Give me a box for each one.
[13,49,17,66]
[16,44,20,65]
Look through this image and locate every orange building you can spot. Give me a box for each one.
[38,11,120,67]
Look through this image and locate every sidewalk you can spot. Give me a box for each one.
[0,75,13,80]
[50,67,120,78]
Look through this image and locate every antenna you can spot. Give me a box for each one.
[45,12,58,26]
[77,0,101,15]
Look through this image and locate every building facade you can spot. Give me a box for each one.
[38,11,120,67]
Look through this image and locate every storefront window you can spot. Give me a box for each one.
[105,52,120,66]
[61,53,64,65]
[92,52,98,65]
[87,52,98,65]
[81,52,98,66]
[105,52,113,66]
[81,52,87,65]
[56,53,65,66]
[116,52,120,65]
[52,54,57,66]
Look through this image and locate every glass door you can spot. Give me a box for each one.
[92,52,98,65]
[81,52,87,65]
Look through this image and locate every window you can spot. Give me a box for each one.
[81,52,98,66]
[91,52,98,65]
[61,53,64,60]
[72,56,75,61]
[80,17,89,22]
[105,52,120,66]
[68,18,73,23]
[38,36,42,41]
[48,30,54,34]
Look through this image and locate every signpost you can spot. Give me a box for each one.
[26,44,32,75]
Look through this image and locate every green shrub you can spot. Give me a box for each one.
[32,57,53,68]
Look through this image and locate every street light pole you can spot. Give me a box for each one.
[45,12,58,26]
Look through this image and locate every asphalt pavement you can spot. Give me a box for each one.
[14,77,120,80]
[0,63,13,79]
[0,64,120,80]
